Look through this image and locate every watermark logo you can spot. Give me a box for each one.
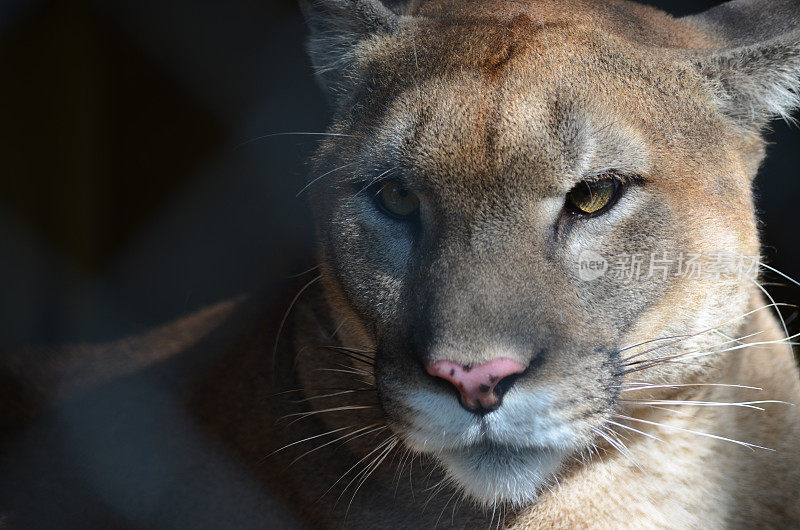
[576,249,759,283]
[578,249,608,281]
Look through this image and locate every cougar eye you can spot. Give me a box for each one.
[376,180,420,219]
[566,178,620,215]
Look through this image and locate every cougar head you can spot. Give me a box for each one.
[298,0,800,507]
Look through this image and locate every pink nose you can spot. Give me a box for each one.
[426,357,527,413]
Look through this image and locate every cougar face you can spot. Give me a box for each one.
[301,0,796,508]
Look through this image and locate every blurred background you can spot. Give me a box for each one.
[0,0,798,349]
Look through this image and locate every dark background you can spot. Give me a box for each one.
[1,0,798,348]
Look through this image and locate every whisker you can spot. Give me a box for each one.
[407,451,417,501]
[749,276,790,342]
[262,424,356,461]
[615,359,713,377]
[619,382,762,392]
[272,275,322,376]
[394,446,414,495]
[287,390,365,403]
[274,387,376,396]
[280,405,375,425]
[322,434,396,501]
[319,345,375,366]
[351,166,399,198]
[590,425,645,473]
[619,399,792,411]
[321,345,376,355]
[620,302,794,363]
[617,334,696,356]
[451,492,465,527]
[622,330,766,368]
[286,264,320,279]
[236,131,355,149]
[605,419,664,443]
[435,489,460,530]
[709,327,747,346]
[330,361,373,375]
[680,333,800,362]
[313,367,372,377]
[344,437,399,517]
[329,318,349,340]
[734,252,800,288]
[296,161,357,197]
[642,404,691,415]
[290,423,385,467]
[616,327,788,374]
[613,413,774,451]
[422,475,451,511]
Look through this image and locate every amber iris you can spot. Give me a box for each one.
[566,179,619,214]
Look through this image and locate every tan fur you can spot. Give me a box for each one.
[2,0,800,527]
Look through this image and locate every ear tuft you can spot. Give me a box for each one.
[301,0,399,101]
[685,0,800,128]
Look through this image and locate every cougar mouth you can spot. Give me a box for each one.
[438,441,566,507]
[385,382,593,506]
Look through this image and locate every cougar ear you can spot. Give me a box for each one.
[685,0,800,128]
[301,0,399,101]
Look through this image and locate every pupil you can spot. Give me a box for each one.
[398,188,408,198]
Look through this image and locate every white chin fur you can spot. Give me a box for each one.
[394,387,582,507]
[440,443,564,507]
[398,386,584,451]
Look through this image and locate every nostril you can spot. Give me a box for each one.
[493,370,524,398]
[425,357,527,413]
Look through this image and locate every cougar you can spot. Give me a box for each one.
[2,0,800,527]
